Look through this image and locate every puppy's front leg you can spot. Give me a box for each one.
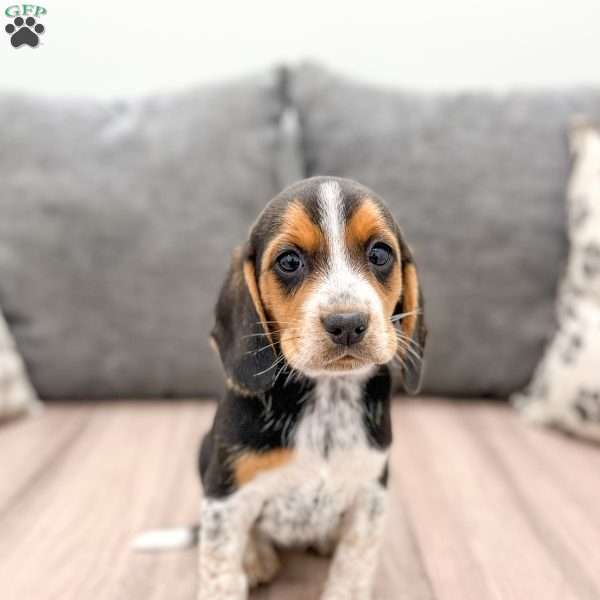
[322,481,387,600]
[198,490,263,600]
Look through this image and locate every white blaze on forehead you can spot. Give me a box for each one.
[314,180,382,310]
[318,180,346,273]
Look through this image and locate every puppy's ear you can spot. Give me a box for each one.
[394,231,427,394]
[211,245,277,395]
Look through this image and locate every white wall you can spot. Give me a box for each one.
[2,0,599,98]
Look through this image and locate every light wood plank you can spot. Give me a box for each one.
[0,402,209,600]
[0,405,90,515]
[466,403,600,600]
[391,400,588,600]
[0,399,599,600]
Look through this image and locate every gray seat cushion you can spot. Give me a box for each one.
[290,63,600,397]
[0,69,299,398]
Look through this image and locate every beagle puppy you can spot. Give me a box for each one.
[135,176,426,600]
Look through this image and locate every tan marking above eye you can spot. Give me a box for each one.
[345,198,398,255]
[345,198,402,316]
[268,200,324,260]
[233,448,295,486]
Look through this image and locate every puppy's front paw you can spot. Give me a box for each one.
[243,534,281,588]
[310,535,338,558]
[199,572,247,600]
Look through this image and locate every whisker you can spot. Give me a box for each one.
[245,331,302,355]
[394,330,423,352]
[284,365,302,387]
[395,333,423,356]
[393,349,416,371]
[245,342,279,356]
[241,329,288,339]
[251,330,305,377]
[391,354,408,372]
[390,309,422,323]
[274,361,289,382]
[242,321,303,339]
[254,353,286,377]
[397,347,419,371]
[395,335,422,364]
[254,320,300,325]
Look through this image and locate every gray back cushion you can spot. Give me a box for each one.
[0,69,300,399]
[291,63,600,397]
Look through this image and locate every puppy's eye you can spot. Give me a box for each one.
[276,250,303,274]
[368,242,393,267]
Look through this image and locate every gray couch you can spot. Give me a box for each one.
[2,63,599,400]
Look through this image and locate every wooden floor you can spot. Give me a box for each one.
[1,399,600,600]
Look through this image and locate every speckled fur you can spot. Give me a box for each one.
[198,374,388,600]
[257,374,387,548]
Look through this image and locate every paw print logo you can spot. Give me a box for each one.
[5,16,44,48]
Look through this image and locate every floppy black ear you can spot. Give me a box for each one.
[211,245,277,395]
[394,232,427,394]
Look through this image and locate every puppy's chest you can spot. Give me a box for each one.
[256,379,386,547]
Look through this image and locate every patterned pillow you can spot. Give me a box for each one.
[512,119,600,442]
[0,309,41,421]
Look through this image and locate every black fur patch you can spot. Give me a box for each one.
[199,365,392,498]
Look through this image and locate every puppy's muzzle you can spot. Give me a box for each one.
[321,312,369,346]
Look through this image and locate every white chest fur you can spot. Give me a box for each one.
[255,376,387,548]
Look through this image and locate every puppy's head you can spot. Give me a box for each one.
[212,177,426,394]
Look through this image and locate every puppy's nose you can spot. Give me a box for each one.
[322,312,369,346]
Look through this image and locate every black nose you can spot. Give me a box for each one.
[322,312,369,346]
